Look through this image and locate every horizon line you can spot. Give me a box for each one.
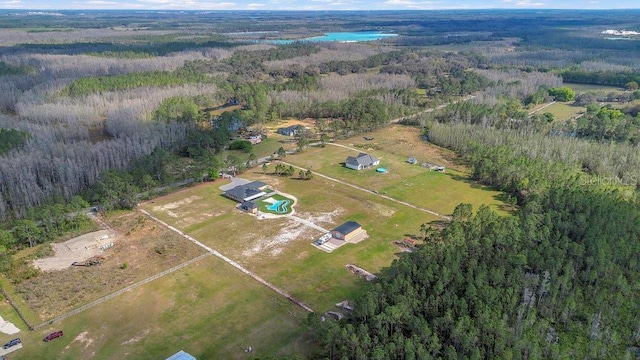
[1,8,639,11]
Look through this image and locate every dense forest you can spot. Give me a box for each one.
[0,9,639,358]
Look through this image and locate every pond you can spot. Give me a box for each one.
[270,31,397,44]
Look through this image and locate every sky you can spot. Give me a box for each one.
[0,0,637,11]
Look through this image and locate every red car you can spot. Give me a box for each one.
[43,331,63,342]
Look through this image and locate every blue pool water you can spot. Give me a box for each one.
[266,200,291,214]
[270,32,397,44]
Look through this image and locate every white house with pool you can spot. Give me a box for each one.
[222,179,296,216]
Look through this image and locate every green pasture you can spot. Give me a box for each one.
[9,256,310,360]
[539,102,585,121]
[217,136,296,165]
[284,144,506,216]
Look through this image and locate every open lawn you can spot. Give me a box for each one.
[540,102,585,121]
[8,256,310,360]
[282,127,506,216]
[141,171,442,311]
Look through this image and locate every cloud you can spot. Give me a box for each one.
[86,1,120,4]
[247,2,266,7]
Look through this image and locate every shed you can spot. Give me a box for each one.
[331,221,364,242]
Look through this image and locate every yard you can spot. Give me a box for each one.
[141,171,442,310]
[282,126,507,216]
[6,256,310,360]
[538,101,585,121]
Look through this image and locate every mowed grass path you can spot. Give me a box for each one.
[8,256,310,360]
[283,142,506,216]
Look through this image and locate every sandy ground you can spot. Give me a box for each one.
[150,195,203,218]
[33,229,118,271]
[0,316,19,334]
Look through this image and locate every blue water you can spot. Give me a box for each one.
[270,32,397,45]
[266,200,291,214]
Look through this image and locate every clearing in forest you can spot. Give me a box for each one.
[284,125,507,216]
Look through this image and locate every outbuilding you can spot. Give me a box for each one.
[166,350,196,360]
[331,221,367,243]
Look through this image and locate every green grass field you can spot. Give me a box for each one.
[5,256,310,360]
[538,102,585,121]
[217,135,296,165]
[142,172,441,310]
[284,144,506,216]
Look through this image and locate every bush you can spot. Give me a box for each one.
[228,140,253,153]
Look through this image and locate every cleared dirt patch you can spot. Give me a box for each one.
[242,219,319,258]
[33,230,117,272]
[15,212,206,321]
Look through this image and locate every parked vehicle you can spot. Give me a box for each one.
[43,331,63,342]
[2,338,20,349]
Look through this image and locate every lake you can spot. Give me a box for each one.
[270,31,397,44]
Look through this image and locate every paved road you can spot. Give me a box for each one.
[277,160,451,221]
[139,210,315,313]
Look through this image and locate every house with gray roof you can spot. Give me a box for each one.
[224,181,268,202]
[345,153,380,170]
[277,125,302,137]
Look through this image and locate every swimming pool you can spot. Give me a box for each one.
[266,199,291,214]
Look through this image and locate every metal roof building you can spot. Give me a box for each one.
[166,350,196,360]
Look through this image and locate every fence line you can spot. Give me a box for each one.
[0,287,35,330]
[32,252,212,330]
